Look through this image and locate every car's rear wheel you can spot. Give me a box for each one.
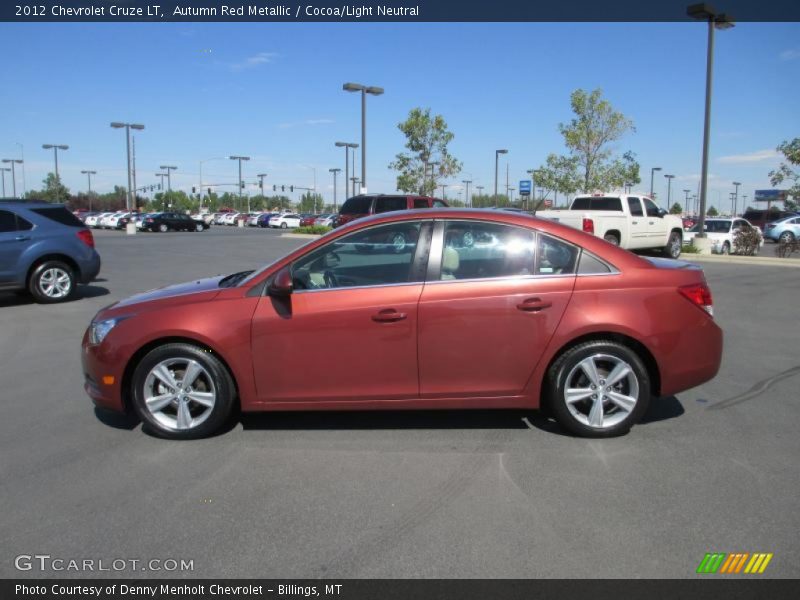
[779,231,795,244]
[721,241,731,255]
[603,233,620,246]
[546,341,650,437]
[28,260,76,304]
[664,231,682,258]
[280,222,288,229]
[158,223,169,233]
[131,343,236,440]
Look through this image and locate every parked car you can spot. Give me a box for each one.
[537,194,685,258]
[299,214,317,227]
[764,215,800,243]
[213,213,228,225]
[683,217,763,254]
[0,200,101,303]
[141,212,208,232]
[84,213,104,228]
[247,213,262,227]
[257,213,279,228]
[82,208,722,440]
[135,213,155,230]
[223,213,240,226]
[269,213,302,229]
[335,195,448,228]
[313,214,336,227]
[682,216,697,231]
[741,208,798,232]
[107,212,133,229]
[101,212,124,229]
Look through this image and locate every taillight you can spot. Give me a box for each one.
[678,282,714,317]
[146,218,153,223]
[582,218,594,234]
[76,229,94,248]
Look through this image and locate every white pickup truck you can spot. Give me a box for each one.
[536,194,685,258]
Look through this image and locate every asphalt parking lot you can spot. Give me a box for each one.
[1,226,798,579]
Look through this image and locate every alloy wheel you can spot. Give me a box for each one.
[38,267,72,299]
[563,354,639,430]
[143,358,217,431]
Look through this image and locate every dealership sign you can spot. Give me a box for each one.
[754,189,789,202]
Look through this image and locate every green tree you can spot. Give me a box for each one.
[669,202,683,214]
[707,205,719,217]
[26,172,70,203]
[389,107,462,195]
[769,138,800,205]
[298,192,324,213]
[535,89,638,194]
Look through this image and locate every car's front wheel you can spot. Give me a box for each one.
[158,223,169,233]
[131,343,236,440]
[779,231,795,244]
[195,223,204,232]
[546,341,650,437]
[28,260,76,303]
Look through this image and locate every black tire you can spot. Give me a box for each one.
[779,231,795,244]
[664,231,682,259]
[158,223,169,233]
[603,233,620,246]
[28,260,76,304]
[721,241,731,255]
[280,222,288,229]
[131,343,236,440]
[194,223,203,232]
[546,340,651,438]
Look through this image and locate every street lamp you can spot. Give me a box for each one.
[649,167,662,199]
[494,149,508,207]
[329,168,341,211]
[462,179,472,207]
[440,183,448,200]
[683,189,691,214]
[198,157,227,209]
[81,170,97,210]
[664,174,675,210]
[509,187,516,204]
[155,173,168,210]
[229,155,250,212]
[428,161,440,195]
[688,3,735,245]
[42,144,68,202]
[1,159,23,198]
[0,167,10,198]
[475,185,484,206]
[351,177,360,196]
[159,165,177,192]
[257,173,268,202]
[110,122,144,211]
[335,141,359,200]
[732,181,741,216]
[342,82,383,194]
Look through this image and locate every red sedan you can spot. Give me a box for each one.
[82,209,722,439]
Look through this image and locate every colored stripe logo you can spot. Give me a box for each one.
[697,552,773,574]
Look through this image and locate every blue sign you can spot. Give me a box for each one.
[519,180,532,196]
[754,189,788,202]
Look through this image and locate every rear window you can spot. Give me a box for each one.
[570,197,623,211]
[340,196,373,215]
[30,207,84,227]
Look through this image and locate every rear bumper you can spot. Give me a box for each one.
[658,317,723,397]
[79,252,101,284]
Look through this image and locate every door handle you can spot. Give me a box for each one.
[15,235,31,241]
[632,221,638,225]
[517,298,552,312]
[648,221,655,225]
[371,309,408,323]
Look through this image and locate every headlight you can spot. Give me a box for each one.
[88,317,129,345]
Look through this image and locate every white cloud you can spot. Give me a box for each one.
[228,52,277,71]
[717,149,780,164]
[779,48,800,61]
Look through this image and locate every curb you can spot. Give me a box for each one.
[681,253,800,268]
[280,233,322,240]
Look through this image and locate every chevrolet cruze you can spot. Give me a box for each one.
[82,209,722,439]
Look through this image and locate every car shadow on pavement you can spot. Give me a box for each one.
[0,284,109,307]
[94,407,139,430]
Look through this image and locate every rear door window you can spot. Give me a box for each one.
[433,200,448,207]
[439,221,536,280]
[29,207,84,227]
[340,196,373,214]
[413,199,429,208]
[374,197,408,213]
[0,210,16,232]
[627,197,644,216]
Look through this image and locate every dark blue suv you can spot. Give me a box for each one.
[0,200,101,303]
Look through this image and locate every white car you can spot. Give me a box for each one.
[106,212,131,229]
[247,213,261,227]
[223,213,240,226]
[84,213,104,228]
[99,212,121,228]
[313,214,336,227]
[683,217,764,255]
[269,213,301,229]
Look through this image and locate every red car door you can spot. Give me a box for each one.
[417,221,577,398]
[250,221,430,404]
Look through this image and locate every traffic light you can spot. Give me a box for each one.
[157,184,161,190]
[208,188,212,195]
[281,185,285,192]
[240,182,245,189]
[290,185,294,193]
[192,187,196,194]
[273,185,276,192]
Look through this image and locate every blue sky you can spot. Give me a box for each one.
[1,21,798,210]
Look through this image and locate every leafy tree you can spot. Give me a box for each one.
[25,172,70,203]
[389,107,462,195]
[534,89,638,195]
[298,192,324,213]
[769,137,800,204]
[669,202,683,214]
[707,205,719,217]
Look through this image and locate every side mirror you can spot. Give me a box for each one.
[658,208,668,217]
[268,266,293,297]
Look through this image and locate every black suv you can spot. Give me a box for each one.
[141,212,208,232]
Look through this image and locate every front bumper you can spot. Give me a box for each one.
[81,329,126,413]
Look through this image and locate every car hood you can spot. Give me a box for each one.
[112,275,226,309]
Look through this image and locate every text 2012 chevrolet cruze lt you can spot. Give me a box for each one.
[82,209,722,439]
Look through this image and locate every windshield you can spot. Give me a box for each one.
[690,220,731,233]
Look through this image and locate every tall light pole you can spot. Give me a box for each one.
[198,157,226,209]
[428,161,440,195]
[509,187,516,204]
[664,174,675,210]
[1,159,22,197]
[351,177,360,196]
[343,82,383,194]
[155,173,168,210]
[732,181,741,216]
[440,183,448,200]
[335,141,359,200]
[494,149,508,207]
[15,143,26,196]
[688,3,734,244]
[110,122,144,211]
[159,165,177,192]
[649,166,662,199]
[0,167,10,198]
[81,170,97,210]
[42,144,68,201]
[462,179,472,208]
[683,189,691,214]
[257,173,268,204]
[476,185,484,206]
[329,168,341,211]
[229,155,250,212]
